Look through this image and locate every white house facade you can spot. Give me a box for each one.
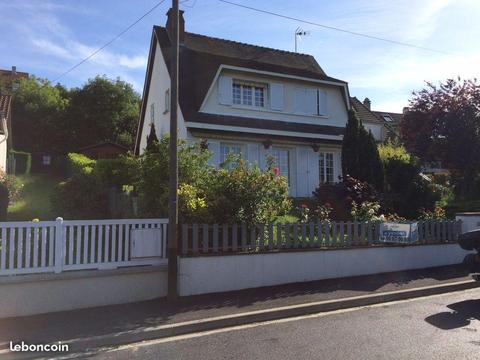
[135,9,352,198]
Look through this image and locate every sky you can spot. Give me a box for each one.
[1,0,480,112]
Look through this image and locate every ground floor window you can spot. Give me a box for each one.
[319,152,334,184]
[271,148,290,182]
[220,143,243,169]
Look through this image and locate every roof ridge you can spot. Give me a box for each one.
[154,25,313,58]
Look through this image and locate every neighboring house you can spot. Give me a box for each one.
[135,9,351,197]
[78,141,128,160]
[351,97,402,141]
[350,97,388,142]
[0,66,28,92]
[0,95,11,172]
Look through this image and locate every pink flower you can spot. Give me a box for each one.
[272,167,280,176]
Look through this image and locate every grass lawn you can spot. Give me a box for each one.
[7,174,60,221]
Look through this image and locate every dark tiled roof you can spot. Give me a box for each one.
[350,97,383,125]
[192,113,345,137]
[372,111,403,125]
[135,26,348,153]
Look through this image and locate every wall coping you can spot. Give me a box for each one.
[456,213,480,217]
[180,242,458,258]
[0,264,167,285]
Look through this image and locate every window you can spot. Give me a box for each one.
[42,155,51,166]
[271,148,290,182]
[232,81,266,107]
[164,89,170,113]
[150,103,155,124]
[383,115,393,122]
[220,143,243,168]
[319,152,334,184]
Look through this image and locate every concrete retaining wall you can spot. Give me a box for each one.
[0,265,167,319]
[179,244,471,296]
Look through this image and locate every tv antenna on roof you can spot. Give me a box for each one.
[295,27,310,52]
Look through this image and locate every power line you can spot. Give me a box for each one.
[218,0,454,55]
[52,0,167,83]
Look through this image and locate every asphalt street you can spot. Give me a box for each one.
[86,288,480,360]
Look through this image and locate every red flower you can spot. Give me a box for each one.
[300,203,309,209]
[272,167,280,176]
[324,202,332,209]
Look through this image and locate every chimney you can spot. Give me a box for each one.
[363,97,371,110]
[11,66,16,75]
[166,8,185,43]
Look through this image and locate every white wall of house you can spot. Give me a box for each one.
[179,244,472,296]
[189,135,342,197]
[363,122,385,142]
[138,43,187,154]
[200,68,349,128]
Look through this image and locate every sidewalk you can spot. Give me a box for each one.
[0,264,477,357]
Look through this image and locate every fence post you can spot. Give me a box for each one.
[54,217,64,273]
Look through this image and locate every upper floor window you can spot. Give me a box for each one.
[319,152,334,184]
[232,81,266,107]
[220,143,243,169]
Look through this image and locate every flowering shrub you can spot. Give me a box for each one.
[419,206,447,220]
[296,202,310,223]
[0,171,23,204]
[137,136,291,226]
[351,201,382,221]
[314,203,332,222]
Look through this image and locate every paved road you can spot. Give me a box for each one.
[87,288,480,360]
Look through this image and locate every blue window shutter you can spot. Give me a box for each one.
[218,76,232,105]
[319,89,328,116]
[270,83,284,111]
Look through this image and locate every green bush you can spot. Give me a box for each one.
[383,158,438,218]
[67,153,96,176]
[51,172,108,219]
[52,153,140,219]
[136,137,291,225]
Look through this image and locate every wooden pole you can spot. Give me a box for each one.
[167,0,179,300]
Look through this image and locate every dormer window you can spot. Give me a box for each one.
[232,81,266,107]
[383,115,393,122]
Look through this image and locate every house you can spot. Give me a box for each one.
[0,95,11,172]
[350,97,389,142]
[0,66,28,92]
[78,141,128,160]
[135,9,352,197]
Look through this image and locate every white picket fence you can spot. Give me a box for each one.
[0,218,168,276]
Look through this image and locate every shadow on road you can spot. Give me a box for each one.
[425,299,480,330]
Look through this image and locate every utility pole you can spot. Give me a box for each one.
[167,0,179,300]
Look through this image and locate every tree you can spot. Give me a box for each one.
[401,78,480,195]
[146,123,159,153]
[341,110,384,189]
[341,110,360,178]
[12,76,70,153]
[66,76,141,150]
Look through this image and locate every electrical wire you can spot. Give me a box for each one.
[52,0,167,82]
[218,0,454,55]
